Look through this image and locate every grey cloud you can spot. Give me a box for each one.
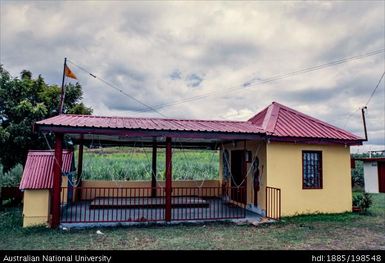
[1,1,384,146]
[170,70,182,80]
[273,75,382,105]
[369,137,385,145]
[118,3,164,36]
[99,86,151,112]
[201,40,260,66]
[318,30,384,63]
[104,64,147,83]
[186,73,203,88]
[274,88,333,103]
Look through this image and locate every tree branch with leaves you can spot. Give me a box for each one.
[0,65,92,171]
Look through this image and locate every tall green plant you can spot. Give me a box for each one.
[0,164,23,187]
[81,149,219,181]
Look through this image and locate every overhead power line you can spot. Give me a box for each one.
[365,71,385,107]
[68,48,384,116]
[67,59,168,118]
[343,107,361,129]
[139,48,385,112]
[343,70,385,128]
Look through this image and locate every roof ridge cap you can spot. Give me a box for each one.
[256,102,281,133]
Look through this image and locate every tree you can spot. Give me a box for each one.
[0,65,92,171]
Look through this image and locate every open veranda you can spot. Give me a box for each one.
[60,146,249,225]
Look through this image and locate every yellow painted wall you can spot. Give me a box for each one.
[22,190,50,227]
[266,142,352,216]
[23,176,69,227]
[220,141,267,210]
[79,180,220,199]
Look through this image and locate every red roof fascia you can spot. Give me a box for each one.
[268,136,362,146]
[37,127,264,141]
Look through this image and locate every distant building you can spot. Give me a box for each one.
[355,157,385,193]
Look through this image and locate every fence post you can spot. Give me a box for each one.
[75,135,84,202]
[151,139,157,197]
[51,133,63,228]
[165,137,172,221]
[265,187,268,218]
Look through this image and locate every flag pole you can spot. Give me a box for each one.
[58,57,67,114]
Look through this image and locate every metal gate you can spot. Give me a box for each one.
[265,186,281,220]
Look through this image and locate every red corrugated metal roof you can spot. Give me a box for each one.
[36,102,363,143]
[248,102,362,141]
[19,150,74,190]
[36,115,264,134]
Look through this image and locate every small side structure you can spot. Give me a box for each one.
[19,150,74,227]
[354,157,385,193]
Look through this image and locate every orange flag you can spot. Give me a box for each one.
[64,64,77,79]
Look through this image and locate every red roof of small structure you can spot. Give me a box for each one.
[19,150,73,190]
[248,102,362,141]
[36,102,363,144]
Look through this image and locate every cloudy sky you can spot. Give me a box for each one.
[1,1,384,150]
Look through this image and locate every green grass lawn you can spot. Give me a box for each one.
[0,193,384,250]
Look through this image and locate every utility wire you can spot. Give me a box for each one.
[138,48,385,112]
[343,70,385,129]
[67,59,168,118]
[68,48,384,116]
[343,107,361,129]
[365,71,385,107]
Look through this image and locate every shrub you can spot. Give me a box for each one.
[351,161,364,187]
[352,192,373,213]
[0,164,23,187]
